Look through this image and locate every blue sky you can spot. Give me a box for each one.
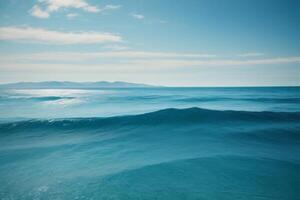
[0,0,299,86]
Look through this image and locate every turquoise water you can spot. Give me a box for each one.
[0,87,299,199]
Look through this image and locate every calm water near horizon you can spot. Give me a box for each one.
[1,87,300,119]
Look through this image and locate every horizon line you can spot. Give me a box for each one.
[0,80,299,88]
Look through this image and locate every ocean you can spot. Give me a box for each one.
[0,87,299,199]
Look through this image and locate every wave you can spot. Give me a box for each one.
[176,97,300,103]
[1,107,299,199]
[1,107,299,132]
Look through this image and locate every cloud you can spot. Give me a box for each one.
[30,5,50,18]
[102,5,122,11]
[103,44,129,51]
[126,56,300,68]
[40,0,99,13]
[30,0,121,18]
[1,50,299,68]
[0,51,217,62]
[66,13,78,19]
[1,57,300,78]
[131,13,145,20]
[237,52,264,57]
[0,26,122,44]
[1,54,299,86]
[130,13,167,24]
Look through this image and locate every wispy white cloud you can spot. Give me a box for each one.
[66,13,78,19]
[130,13,167,24]
[0,26,122,44]
[103,44,129,51]
[131,13,145,20]
[101,5,122,11]
[30,0,121,19]
[1,54,299,86]
[126,56,300,68]
[0,51,216,62]
[1,50,299,68]
[237,52,264,57]
[42,0,99,12]
[30,5,50,18]
[1,57,300,77]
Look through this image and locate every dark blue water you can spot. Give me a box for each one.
[0,87,299,199]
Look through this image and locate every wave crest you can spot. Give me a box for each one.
[1,107,300,132]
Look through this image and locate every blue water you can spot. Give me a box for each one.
[0,87,299,199]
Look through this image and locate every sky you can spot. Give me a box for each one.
[0,0,299,86]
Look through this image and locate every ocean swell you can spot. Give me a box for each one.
[1,107,300,132]
[0,107,299,200]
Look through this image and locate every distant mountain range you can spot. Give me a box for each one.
[0,81,154,89]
